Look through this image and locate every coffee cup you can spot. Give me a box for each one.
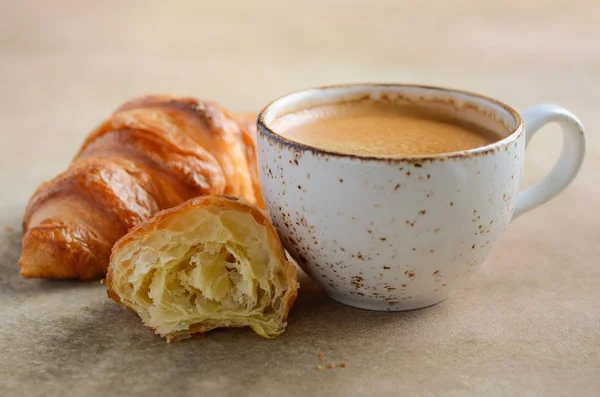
[257,84,586,311]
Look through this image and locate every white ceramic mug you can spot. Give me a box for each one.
[257,84,586,311]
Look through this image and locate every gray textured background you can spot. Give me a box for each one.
[1,0,599,396]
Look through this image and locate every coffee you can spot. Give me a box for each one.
[272,101,502,156]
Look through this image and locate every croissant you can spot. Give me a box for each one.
[19,95,261,280]
[106,195,298,342]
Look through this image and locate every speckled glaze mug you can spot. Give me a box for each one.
[257,84,586,311]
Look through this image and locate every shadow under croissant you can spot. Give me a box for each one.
[3,257,441,387]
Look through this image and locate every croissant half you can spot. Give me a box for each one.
[106,196,298,342]
[19,95,260,280]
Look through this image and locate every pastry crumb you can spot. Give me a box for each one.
[316,352,346,370]
[4,226,14,232]
[121,348,127,350]
[100,279,105,285]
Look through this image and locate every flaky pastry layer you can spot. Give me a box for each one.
[106,196,298,341]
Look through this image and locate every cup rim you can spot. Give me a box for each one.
[257,83,524,162]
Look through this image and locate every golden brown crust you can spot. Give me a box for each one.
[106,195,298,341]
[20,95,263,280]
[233,112,264,209]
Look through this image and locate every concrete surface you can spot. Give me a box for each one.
[1,0,599,396]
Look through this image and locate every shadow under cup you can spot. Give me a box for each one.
[256,84,525,311]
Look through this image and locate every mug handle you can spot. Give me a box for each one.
[512,104,586,219]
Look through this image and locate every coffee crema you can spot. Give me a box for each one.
[271,101,502,156]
